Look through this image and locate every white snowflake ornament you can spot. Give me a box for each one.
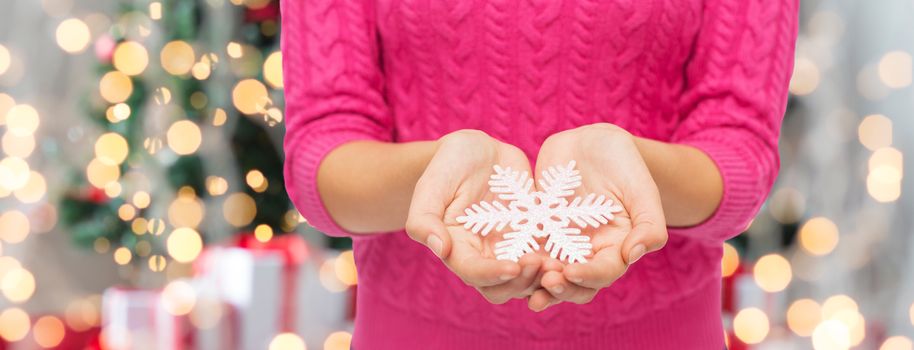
[456,161,623,264]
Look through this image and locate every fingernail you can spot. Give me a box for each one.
[426,235,443,258]
[628,244,647,264]
[522,265,537,278]
[549,285,564,294]
[569,276,583,284]
[500,274,514,281]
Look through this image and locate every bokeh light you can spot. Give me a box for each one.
[133,191,151,209]
[868,165,902,202]
[0,93,14,123]
[787,298,821,337]
[246,169,268,192]
[870,147,903,175]
[324,331,352,350]
[118,204,136,221]
[878,51,913,89]
[226,42,242,58]
[167,228,203,263]
[13,171,47,203]
[161,40,195,76]
[319,259,348,292]
[0,308,30,342]
[822,295,859,319]
[113,247,132,265]
[254,224,273,242]
[154,86,172,104]
[56,18,91,54]
[112,41,149,76]
[0,267,36,303]
[334,250,358,286]
[65,298,100,332]
[161,280,197,316]
[166,120,202,155]
[223,192,257,227]
[858,114,893,151]
[799,217,839,256]
[232,79,270,114]
[86,158,120,188]
[882,336,914,350]
[0,210,30,243]
[212,108,227,126]
[148,255,167,272]
[813,319,850,350]
[790,57,820,95]
[733,308,769,344]
[147,218,166,235]
[168,194,205,229]
[6,104,40,136]
[32,315,66,348]
[149,2,162,20]
[3,132,36,158]
[721,242,739,277]
[99,71,134,103]
[753,254,792,292]
[206,176,228,196]
[0,45,10,76]
[264,51,283,89]
[95,132,129,165]
[269,332,306,350]
[0,156,31,190]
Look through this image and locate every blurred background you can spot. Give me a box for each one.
[0,0,911,349]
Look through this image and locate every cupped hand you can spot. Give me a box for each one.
[527,123,668,311]
[405,130,545,304]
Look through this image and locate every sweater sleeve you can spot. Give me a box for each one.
[667,0,798,242]
[280,0,393,237]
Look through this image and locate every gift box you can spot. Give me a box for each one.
[192,234,349,350]
[101,286,190,350]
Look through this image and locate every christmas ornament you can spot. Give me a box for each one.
[456,161,623,263]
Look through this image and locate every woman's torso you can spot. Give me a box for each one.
[351,0,725,347]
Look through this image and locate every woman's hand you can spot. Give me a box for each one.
[527,123,668,311]
[405,130,544,304]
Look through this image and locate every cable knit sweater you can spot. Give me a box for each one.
[281,0,797,348]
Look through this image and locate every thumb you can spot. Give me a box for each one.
[619,186,668,265]
[406,212,452,260]
[621,216,668,265]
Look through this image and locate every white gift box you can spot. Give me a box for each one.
[192,242,349,350]
[101,287,187,350]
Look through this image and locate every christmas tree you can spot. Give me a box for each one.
[57,0,347,270]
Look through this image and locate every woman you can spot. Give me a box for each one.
[281,0,797,348]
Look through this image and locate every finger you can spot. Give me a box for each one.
[619,178,668,265]
[541,270,598,304]
[541,257,565,272]
[563,247,627,290]
[405,177,453,259]
[448,237,521,287]
[520,257,561,295]
[454,257,520,287]
[619,202,668,265]
[478,254,543,303]
[527,289,558,312]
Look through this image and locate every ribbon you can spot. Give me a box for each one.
[233,233,310,333]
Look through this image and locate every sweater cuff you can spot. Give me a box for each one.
[286,131,376,238]
[668,136,767,241]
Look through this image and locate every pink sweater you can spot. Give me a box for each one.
[281,0,797,349]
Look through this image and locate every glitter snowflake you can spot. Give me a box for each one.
[456,161,623,263]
